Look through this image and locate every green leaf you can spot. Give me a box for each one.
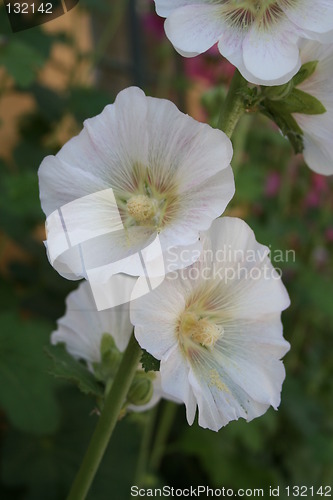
[0,171,43,220]
[67,87,112,122]
[234,165,265,203]
[0,40,45,87]
[0,312,60,434]
[296,270,333,321]
[283,89,326,115]
[292,60,319,87]
[29,83,66,122]
[45,343,104,398]
[140,350,160,373]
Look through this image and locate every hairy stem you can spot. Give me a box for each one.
[218,69,248,138]
[66,333,142,500]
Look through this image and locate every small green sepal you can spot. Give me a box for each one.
[92,333,122,383]
[292,60,319,87]
[281,89,326,115]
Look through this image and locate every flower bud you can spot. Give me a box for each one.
[127,373,154,407]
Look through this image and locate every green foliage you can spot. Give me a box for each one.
[67,87,113,122]
[92,333,122,384]
[261,61,326,154]
[0,170,43,221]
[46,343,104,398]
[263,101,304,154]
[140,349,160,373]
[0,1,332,497]
[282,89,326,115]
[0,312,60,434]
[292,60,319,87]
[0,9,57,87]
[0,40,45,87]
[1,388,142,500]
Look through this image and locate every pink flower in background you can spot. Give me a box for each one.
[142,11,165,40]
[312,174,329,194]
[325,227,333,243]
[304,173,329,208]
[265,171,281,198]
[184,45,235,85]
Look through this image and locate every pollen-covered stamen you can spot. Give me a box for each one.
[126,194,157,223]
[178,311,223,348]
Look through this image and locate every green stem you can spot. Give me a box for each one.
[149,401,178,473]
[134,406,158,486]
[66,333,142,500]
[218,69,248,138]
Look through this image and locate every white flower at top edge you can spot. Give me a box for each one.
[51,278,166,412]
[293,41,333,175]
[154,0,333,86]
[131,217,290,431]
[38,86,234,288]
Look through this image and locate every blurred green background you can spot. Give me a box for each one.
[0,1,332,498]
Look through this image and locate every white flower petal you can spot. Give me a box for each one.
[132,278,187,358]
[283,0,333,39]
[293,41,333,175]
[296,116,333,175]
[200,217,291,317]
[47,224,156,281]
[242,20,301,85]
[164,4,225,57]
[156,0,333,85]
[39,87,234,284]
[154,0,213,18]
[145,95,233,192]
[131,217,290,431]
[38,155,108,217]
[53,280,171,413]
[160,168,235,249]
[161,345,197,425]
[52,279,134,359]
[215,322,289,408]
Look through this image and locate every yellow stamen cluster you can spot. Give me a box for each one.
[126,194,156,223]
[178,311,223,348]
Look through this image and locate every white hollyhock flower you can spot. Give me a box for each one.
[131,217,290,431]
[154,0,333,85]
[293,41,333,175]
[39,87,234,293]
[52,278,164,412]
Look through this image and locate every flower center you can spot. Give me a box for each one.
[178,311,223,348]
[222,0,297,29]
[126,194,157,223]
